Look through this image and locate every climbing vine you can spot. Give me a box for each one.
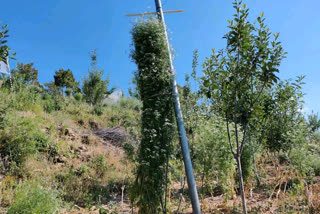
[130,18,175,213]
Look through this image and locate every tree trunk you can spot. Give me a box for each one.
[236,155,248,214]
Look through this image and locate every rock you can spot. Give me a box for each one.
[55,156,67,163]
[80,154,91,162]
[93,126,134,148]
[78,145,87,151]
[102,90,123,105]
[81,135,90,144]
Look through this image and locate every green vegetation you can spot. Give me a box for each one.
[0,23,15,63]
[1,1,320,213]
[201,1,286,212]
[7,181,62,214]
[82,49,114,106]
[130,18,175,213]
[53,68,79,94]
[11,62,39,85]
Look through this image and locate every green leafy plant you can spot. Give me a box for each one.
[0,117,54,173]
[0,23,15,64]
[90,155,108,178]
[259,77,306,152]
[307,111,320,134]
[201,1,286,212]
[11,62,39,85]
[93,104,104,116]
[8,181,62,214]
[54,68,79,94]
[130,18,175,213]
[73,92,83,101]
[82,50,112,105]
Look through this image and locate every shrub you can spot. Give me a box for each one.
[0,125,37,170]
[82,50,111,105]
[42,94,55,113]
[73,92,83,101]
[8,182,62,214]
[119,97,141,112]
[0,117,55,173]
[93,104,104,116]
[56,165,110,207]
[65,88,73,97]
[289,146,320,177]
[90,155,108,178]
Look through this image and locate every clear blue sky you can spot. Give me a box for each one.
[1,0,319,113]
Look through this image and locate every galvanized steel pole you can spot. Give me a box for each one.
[154,0,201,213]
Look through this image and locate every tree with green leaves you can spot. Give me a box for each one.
[259,77,306,152]
[11,62,39,85]
[130,18,175,213]
[307,111,320,134]
[82,49,113,105]
[44,81,59,95]
[181,50,202,160]
[54,68,79,94]
[201,1,286,213]
[0,23,15,64]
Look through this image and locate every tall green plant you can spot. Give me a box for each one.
[130,18,175,213]
[11,62,39,85]
[8,181,61,214]
[201,1,286,213]
[180,50,202,160]
[0,23,15,64]
[259,77,306,152]
[54,68,79,94]
[82,50,111,105]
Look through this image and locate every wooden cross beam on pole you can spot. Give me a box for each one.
[126,9,184,17]
[126,1,201,213]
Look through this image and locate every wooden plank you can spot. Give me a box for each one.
[126,9,184,17]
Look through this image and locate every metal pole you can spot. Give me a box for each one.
[154,1,201,213]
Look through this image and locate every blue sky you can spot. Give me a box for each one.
[1,0,319,113]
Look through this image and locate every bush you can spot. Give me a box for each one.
[289,146,320,177]
[0,117,55,173]
[90,155,108,178]
[8,182,62,214]
[82,50,110,105]
[73,92,83,101]
[56,165,110,207]
[119,97,141,112]
[41,94,55,113]
[93,104,104,116]
[65,88,73,97]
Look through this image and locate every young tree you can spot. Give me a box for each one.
[180,50,201,160]
[307,111,320,134]
[54,68,79,93]
[1,23,15,85]
[201,1,286,213]
[259,77,306,152]
[82,50,112,105]
[0,23,15,64]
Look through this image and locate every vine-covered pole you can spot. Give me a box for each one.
[154,0,201,213]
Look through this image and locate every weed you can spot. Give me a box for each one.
[7,181,62,214]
